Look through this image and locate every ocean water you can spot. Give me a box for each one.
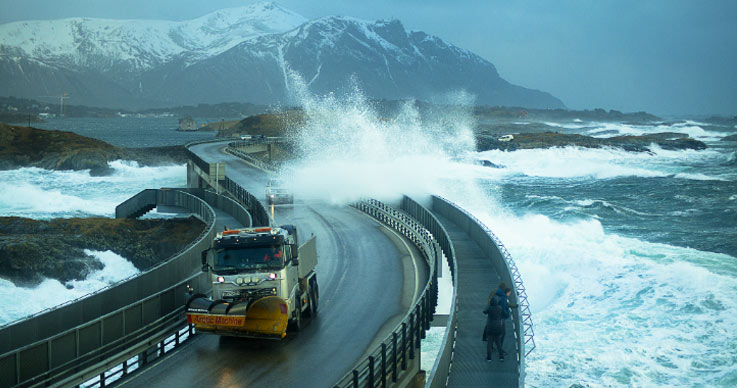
[0,250,140,325]
[32,116,218,147]
[4,85,737,386]
[1,118,192,325]
[464,122,737,387]
[278,77,737,387]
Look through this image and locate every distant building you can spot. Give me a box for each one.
[178,116,197,131]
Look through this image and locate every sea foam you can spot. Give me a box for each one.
[455,200,737,387]
[477,145,733,181]
[0,250,140,326]
[0,161,185,218]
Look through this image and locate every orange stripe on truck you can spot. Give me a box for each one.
[187,313,245,327]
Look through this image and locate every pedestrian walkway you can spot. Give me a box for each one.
[432,212,519,388]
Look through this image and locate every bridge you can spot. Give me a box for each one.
[0,137,534,388]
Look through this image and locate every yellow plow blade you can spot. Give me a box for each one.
[186,295,289,339]
[242,296,289,338]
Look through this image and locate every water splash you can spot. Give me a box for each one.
[283,71,481,204]
[0,250,139,326]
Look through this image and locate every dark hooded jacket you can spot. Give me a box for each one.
[483,296,503,335]
[496,287,511,319]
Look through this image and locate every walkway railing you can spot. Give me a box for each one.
[398,197,458,388]
[432,196,534,357]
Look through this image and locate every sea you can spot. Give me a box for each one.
[2,89,736,387]
[0,116,215,325]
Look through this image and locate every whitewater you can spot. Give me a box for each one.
[2,75,736,386]
[0,160,186,325]
[279,75,737,387]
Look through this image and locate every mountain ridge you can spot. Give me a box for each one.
[0,2,564,110]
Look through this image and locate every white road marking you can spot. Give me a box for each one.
[383,226,420,304]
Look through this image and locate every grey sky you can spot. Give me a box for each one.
[1,0,735,116]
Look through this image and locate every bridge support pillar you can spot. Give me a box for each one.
[394,355,422,388]
[187,161,203,189]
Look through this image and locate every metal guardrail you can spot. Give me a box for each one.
[334,198,441,388]
[184,139,270,227]
[222,176,269,227]
[432,196,535,359]
[398,197,458,388]
[0,189,217,388]
[225,146,278,173]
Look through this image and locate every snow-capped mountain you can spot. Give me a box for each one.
[0,2,305,71]
[0,2,564,109]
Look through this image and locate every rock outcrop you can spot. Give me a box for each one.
[0,123,187,174]
[721,134,737,142]
[477,132,707,153]
[0,216,205,286]
[216,111,304,138]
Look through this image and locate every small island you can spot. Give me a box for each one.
[0,123,188,175]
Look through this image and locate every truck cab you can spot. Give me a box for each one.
[186,225,318,339]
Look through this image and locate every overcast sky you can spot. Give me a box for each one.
[2,0,736,116]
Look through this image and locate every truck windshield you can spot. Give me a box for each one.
[214,245,285,272]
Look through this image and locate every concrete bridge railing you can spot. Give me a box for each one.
[0,189,220,388]
[184,140,269,227]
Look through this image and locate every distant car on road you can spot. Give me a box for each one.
[265,179,293,205]
[497,134,515,142]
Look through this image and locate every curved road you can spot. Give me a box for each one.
[120,142,425,387]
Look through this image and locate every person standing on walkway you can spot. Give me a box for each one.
[496,283,515,355]
[483,295,504,361]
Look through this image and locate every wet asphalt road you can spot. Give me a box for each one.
[119,142,419,387]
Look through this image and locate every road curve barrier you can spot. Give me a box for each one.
[335,197,443,388]
[185,139,270,227]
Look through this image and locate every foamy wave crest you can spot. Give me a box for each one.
[568,199,659,216]
[0,181,114,217]
[673,172,728,181]
[478,145,732,181]
[582,121,727,141]
[0,163,185,218]
[478,147,667,179]
[457,201,737,387]
[282,71,479,204]
[543,121,592,129]
[107,160,185,183]
[0,250,139,325]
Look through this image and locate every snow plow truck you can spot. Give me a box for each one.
[186,225,318,339]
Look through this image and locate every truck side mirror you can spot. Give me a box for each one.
[291,243,298,259]
[201,250,209,272]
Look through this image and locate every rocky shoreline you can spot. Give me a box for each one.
[477,131,707,153]
[0,123,188,175]
[0,216,205,286]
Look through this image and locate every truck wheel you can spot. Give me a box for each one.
[309,288,318,318]
[293,297,303,331]
[309,277,319,317]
